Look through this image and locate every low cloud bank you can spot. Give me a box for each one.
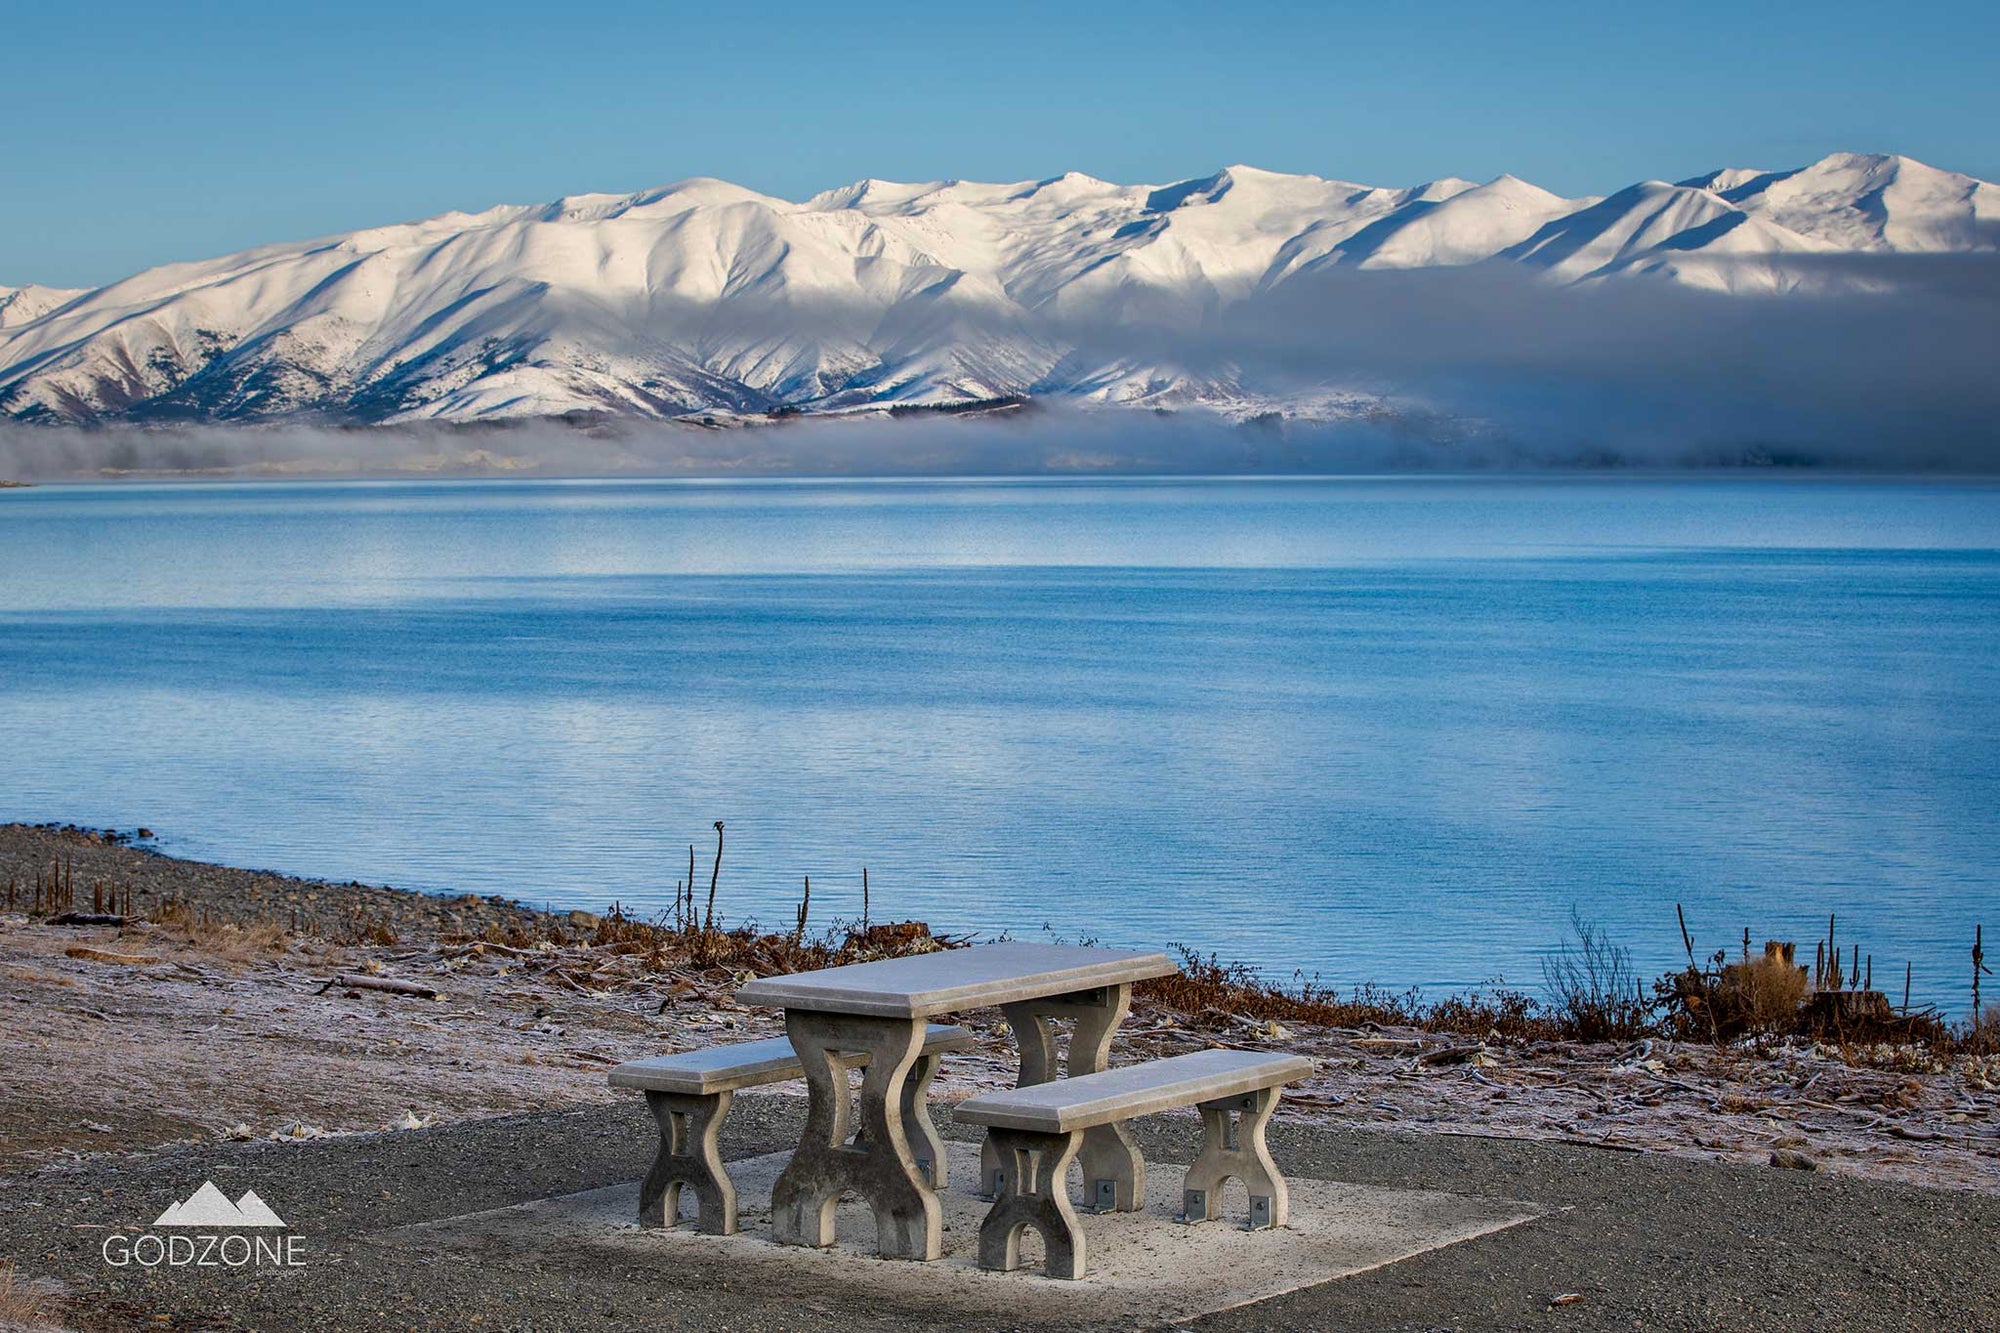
[3,253,1995,478]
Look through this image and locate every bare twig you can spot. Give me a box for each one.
[704,822,724,933]
[315,974,440,1000]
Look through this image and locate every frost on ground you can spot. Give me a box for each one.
[0,823,1994,1195]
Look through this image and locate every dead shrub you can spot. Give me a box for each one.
[1139,950,1417,1028]
[1541,908,1651,1042]
[1424,988,1560,1042]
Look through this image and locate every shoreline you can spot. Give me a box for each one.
[2,821,1995,1198]
[10,469,2000,485]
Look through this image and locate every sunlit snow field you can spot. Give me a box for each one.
[2,473,1995,1011]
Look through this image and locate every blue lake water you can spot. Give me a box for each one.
[1,474,1996,1012]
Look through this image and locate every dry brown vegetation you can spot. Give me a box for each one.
[438,900,958,1003]
[1137,949,1563,1040]
[1142,913,1996,1066]
[6,822,1993,1066]
[145,894,293,961]
[0,1261,57,1333]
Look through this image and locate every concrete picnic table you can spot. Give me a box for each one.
[735,942,1176,1261]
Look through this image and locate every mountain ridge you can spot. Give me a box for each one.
[2,152,1992,427]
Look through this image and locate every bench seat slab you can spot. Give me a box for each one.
[609,1023,971,1096]
[955,1048,1315,1133]
[960,1048,1310,1275]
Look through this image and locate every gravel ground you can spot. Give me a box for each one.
[3,1100,1996,1332]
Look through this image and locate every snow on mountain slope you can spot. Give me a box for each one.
[1,153,1992,425]
[1690,153,2000,253]
[1503,180,1846,292]
[0,285,87,330]
[1282,174,1584,274]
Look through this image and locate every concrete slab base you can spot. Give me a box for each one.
[371,1141,1544,1324]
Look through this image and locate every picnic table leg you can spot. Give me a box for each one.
[770,1011,943,1261]
[980,983,1146,1212]
[900,1046,951,1188]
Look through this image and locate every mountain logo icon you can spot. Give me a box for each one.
[151,1182,287,1228]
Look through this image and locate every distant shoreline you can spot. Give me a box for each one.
[4,409,1997,482]
[4,462,1996,486]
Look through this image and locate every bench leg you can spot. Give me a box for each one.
[770,1011,941,1260]
[977,1128,1088,1280]
[639,1089,737,1235]
[1181,1085,1288,1230]
[981,984,1145,1212]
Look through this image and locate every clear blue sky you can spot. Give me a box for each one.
[11,0,1996,288]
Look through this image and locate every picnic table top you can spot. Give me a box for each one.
[735,942,1177,1019]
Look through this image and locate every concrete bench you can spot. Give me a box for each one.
[609,1023,974,1235]
[952,1048,1313,1279]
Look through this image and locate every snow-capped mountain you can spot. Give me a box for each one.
[0,284,85,331]
[0,152,1991,426]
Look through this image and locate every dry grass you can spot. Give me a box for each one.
[147,895,293,962]
[1717,943,1811,1032]
[1966,1004,2000,1057]
[2,966,75,988]
[0,1261,57,1333]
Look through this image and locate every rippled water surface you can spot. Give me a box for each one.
[2,474,1996,1010]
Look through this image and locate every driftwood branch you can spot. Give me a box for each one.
[65,945,161,965]
[317,973,440,1000]
[51,912,128,927]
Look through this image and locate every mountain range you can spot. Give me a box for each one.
[1,152,1992,427]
